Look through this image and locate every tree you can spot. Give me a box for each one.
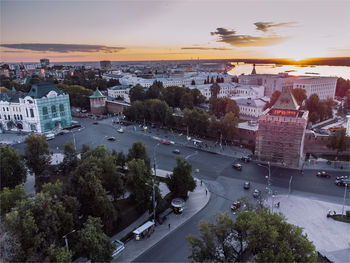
[210,83,220,98]
[187,210,317,263]
[60,142,78,176]
[47,244,73,263]
[0,145,27,190]
[24,134,51,177]
[77,216,115,263]
[127,142,151,170]
[146,80,164,99]
[327,128,348,156]
[126,159,152,211]
[335,77,350,97]
[0,185,26,216]
[57,84,93,110]
[292,88,307,106]
[129,84,145,102]
[220,112,239,141]
[0,220,20,262]
[183,108,210,136]
[225,99,240,117]
[167,157,196,199]
[191,88,206,105]
[180,92,194,109]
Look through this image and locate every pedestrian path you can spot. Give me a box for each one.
[268,194,350,263]
[113,178,210,262]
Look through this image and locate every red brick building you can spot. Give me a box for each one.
[255,90,308,168]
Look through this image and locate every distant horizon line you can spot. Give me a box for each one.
[1,56,349,65]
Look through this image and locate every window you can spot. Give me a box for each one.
[7,107,9,111]
[43,106,48,115]
[26,109,28,117]
[59,104,64,112]
[30,109,34,118]
[4,115,6,120]
[51,105,57,117]
[14,115,17,120]
[20,115,23,120]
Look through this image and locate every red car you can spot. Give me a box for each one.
[316,171,331,178]
[162,140,171,145]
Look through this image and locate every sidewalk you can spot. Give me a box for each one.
[113,178,210,262]
[268,194,350,263]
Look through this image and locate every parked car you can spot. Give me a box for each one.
[316,171,331,178]
[172,149,180,154]
[107,136,116,141]
[241,156,251,162]
[162,140,171,145]
[243,181,251,190]
[231,201,241,212]
[253,189,261,198]
[335,178,350,186]
[46,133,55,140]
[93,122,98,125]
[232,163,242,171]
[117,128,124,133]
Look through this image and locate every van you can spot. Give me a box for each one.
[46,133,55,140]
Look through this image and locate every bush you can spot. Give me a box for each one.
[346,210,350,218]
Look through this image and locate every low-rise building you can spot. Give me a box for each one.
[107,85,131,100]
[0,83,72,133]
[234,97,268,118]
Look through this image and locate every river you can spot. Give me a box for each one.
[228,63,350,79]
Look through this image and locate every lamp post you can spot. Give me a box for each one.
[258,161,272,211]
[62,229,76,252]
[153,143,160,223]
[71,130,76,151]
[342,183,348,216]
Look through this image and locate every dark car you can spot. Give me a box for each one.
[253,189,261,198]
[107,136,116,141]
[93,122,99,125]
[172,149,180,154]
[316,171,331,178]
[241,156,251,162]
[243,181,250,190]
[231,201,241,212]
[232,163,242,171]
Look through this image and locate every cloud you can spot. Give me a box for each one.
[254,22,297,32]
[181,47,231,51]
[0,43,125,53]
[210,27,288,47]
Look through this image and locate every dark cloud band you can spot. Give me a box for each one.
[181,47,231,50]
[0,43,125,53]
[254,22,298,32]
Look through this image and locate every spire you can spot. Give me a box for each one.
[251,64,256,75]
[89,88,105,98]
[272,89,299,110]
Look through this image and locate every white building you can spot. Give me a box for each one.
[233,97,268,118]
[189,82,265,101]
[238,68,337,100]
[107,85,131,100]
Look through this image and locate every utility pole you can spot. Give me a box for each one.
[342,183,348,216]
[153,143,160,222]
[62,229,76,252]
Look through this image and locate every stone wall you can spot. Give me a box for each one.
[304,133,350,155]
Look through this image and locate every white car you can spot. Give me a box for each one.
[117,128,124,133]
[112,240,125,258]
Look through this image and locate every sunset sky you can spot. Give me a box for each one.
[1,0,349,62]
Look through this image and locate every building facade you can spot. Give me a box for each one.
[89,89,107,115]
[0,83,72,133]
[255,90,308,168]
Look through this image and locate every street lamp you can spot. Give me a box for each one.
[153,143,160,223]
[62,229,76,252]
[257,162,273,212]
[342,183,348,216]
[71,130,76,151]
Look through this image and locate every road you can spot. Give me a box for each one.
[12,118,350,262]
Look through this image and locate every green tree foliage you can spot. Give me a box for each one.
[183,108,210,136]
[210,83,220,98]
[0,185,26,216]
[47,244,73,263]
[343,89,350,111]
[127,142,151,170]
[77,216,115,263]
[5,185,74,261]
[180,92,194,109]
[327,128,348,155]
[263,90,281,110]
[220,112,239,141]
[0,220,21,263]
[191,88,206,105]
[210,97,240,118]
[292,88,307,106]
[24,134,51,177]
[167,157,196,199]
[335,77,350,97]
[0,145,27,190]
[60,141,78,176]
[187,210,317,263]
[126,159,152,211]
[305,94,333,123]
[129,84,145,102]
[57,84,93,110]
[146,80,164,99]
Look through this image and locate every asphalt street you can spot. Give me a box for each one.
[12,118,350,262]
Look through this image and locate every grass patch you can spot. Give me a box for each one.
[330,214,350,223]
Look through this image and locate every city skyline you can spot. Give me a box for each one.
[1,0,350,62]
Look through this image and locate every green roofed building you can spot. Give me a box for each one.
[89,88,106,115]
[0,82,72,133]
